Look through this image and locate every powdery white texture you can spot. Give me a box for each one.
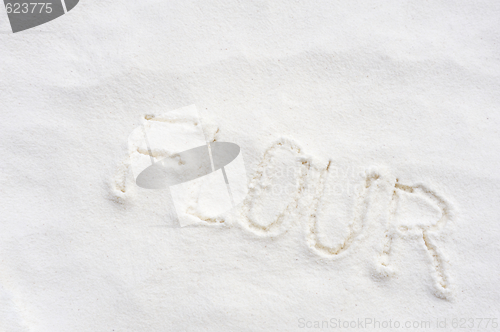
[172,169,232,226]
[223,151,247,204]
[1,0,500,331]
[239,137,311,236]
[126,105,248,227]
[128,104,206,181]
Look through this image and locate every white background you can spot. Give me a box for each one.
[0,1,499,331]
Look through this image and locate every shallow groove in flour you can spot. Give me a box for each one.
[307,164,382,256]
[240,138,310,235]
[376,180,453,299]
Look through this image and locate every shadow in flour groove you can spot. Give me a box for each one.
[306,165,384,257]
[375,180,454,299]
[239,137,310,236]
